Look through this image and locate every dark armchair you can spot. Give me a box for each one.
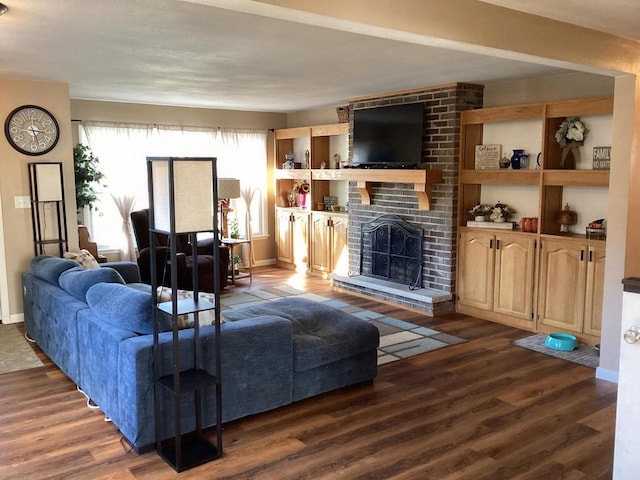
[130,209,229,292]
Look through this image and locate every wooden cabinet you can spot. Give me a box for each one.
[310,212,348,275]
[538,238,605,339]
[458,229,535,328]
[456,96,612,343]
[276,208,309,271]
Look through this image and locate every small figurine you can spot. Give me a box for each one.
[334,153,341,169]
[304,149,310,169]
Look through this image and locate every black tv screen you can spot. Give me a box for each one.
[352,103,424,168]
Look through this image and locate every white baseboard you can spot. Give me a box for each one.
[596,366,619,383]
[3,313,24,325]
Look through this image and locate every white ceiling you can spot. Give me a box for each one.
[0,0,635,113]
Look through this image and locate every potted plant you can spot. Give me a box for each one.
[489,202,516,222]
[469,203,492,221]
[73,144,105,221]
[232,255,242,274]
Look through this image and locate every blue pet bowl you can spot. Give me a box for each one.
[545,333,577,351]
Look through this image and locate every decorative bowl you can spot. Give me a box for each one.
[330,205,342,212]
[545,333,577,351]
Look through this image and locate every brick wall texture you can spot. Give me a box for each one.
[346,83,484,295]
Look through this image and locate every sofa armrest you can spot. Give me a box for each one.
[101,261,141,284]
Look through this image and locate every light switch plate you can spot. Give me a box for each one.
[14,196,31,209]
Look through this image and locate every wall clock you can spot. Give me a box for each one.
[4,105,60,156]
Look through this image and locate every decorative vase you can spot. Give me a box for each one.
[560,143,579,169]
[511,149,525,170]
[298,193,308,209]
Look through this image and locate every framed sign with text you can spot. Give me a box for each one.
[593,146,611,170]
[475,144,501,170]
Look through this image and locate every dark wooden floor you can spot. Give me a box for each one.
[0,267,617,479]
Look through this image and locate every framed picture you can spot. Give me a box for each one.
[593,146,611,170]
[475,144,501,170]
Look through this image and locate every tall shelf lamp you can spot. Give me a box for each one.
[148,156,223,472]
[28,162,68,257]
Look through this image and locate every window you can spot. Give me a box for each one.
[79,122,268,251]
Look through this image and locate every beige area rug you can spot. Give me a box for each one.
[220,285,468,365]
[0,324,44,375]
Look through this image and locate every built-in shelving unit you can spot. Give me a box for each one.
[456,96,613,345]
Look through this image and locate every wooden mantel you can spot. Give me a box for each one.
[311,169,444,210]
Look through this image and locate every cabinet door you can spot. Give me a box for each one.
[310,214,330,273]
[292,212,309,270]
[276,209,294,266]
[458,230,495,311]
[538,239,586,333]
[584,243,606,336]
[493,233,535,321]
[331,216,349,274]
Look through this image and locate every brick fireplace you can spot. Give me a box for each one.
[332,83,484,315]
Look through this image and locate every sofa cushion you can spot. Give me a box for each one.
[86,283,171,334]
[30,255,79,286]
[222,297,379,372]
[58,266,125,302]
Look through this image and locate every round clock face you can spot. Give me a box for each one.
[4,105,60,156]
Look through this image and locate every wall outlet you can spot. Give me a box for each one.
[14,196,31,209]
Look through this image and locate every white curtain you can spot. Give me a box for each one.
[111,193,137,262]
[80,122,154,250]
[241,186,257,266]
[218,129,267,238]
[78,123,268,252]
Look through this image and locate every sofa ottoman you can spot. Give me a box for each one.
[222,297,379,400]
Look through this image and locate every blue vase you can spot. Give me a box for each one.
[511,149,525,170]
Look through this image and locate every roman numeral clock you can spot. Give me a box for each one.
[4,105,60,155]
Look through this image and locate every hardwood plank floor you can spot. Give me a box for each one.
[0,267,617,479]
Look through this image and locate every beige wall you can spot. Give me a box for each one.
[483,72,615,107]
[0,79,77,321]
[286,106,340,128]
[70,100,288,266]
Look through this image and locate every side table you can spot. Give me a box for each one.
[221,238,252,285]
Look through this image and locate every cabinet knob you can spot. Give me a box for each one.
[624,326,640,344]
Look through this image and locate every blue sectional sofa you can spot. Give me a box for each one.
[22,255,379,451]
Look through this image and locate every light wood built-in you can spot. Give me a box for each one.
[456,96,612,345]
[274,123,444,211]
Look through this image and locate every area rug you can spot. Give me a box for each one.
[220,285,467,365]
[0,324,44,375]
[512,333,599,368]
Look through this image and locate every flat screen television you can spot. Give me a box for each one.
[352,103,424,169]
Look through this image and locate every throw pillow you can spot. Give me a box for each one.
[64,249,100,269]
[156,286,222,329]
[58,266,125,302]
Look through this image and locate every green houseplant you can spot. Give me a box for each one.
[73,144,105,211]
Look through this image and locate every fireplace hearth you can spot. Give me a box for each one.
[359,214,422,289]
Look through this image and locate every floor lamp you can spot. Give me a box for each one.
[217,178,240,238]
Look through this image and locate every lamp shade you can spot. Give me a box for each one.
[217,178,240,199]
[149,157,215,234]
[33,163,64,201]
